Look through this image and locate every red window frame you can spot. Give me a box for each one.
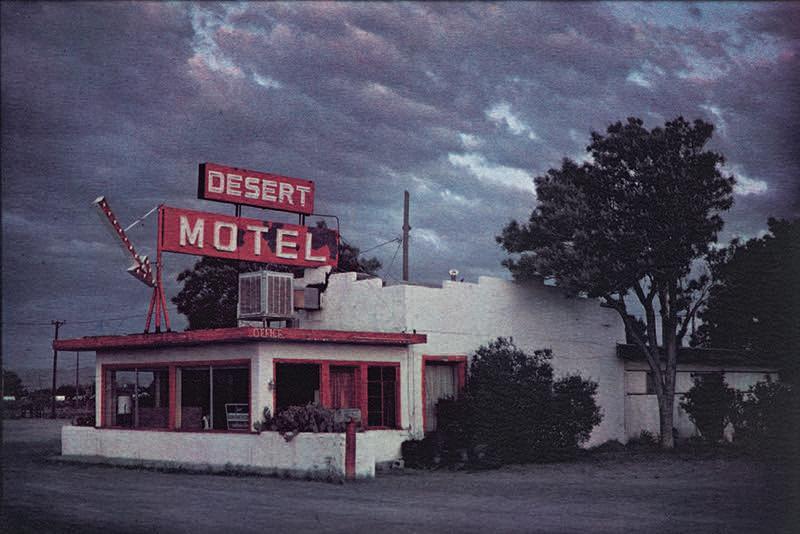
[272,359,401,430]
[100,358,252,433]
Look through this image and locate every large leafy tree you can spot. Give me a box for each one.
[498,117,734,448]
[693,218,800,380]
[173,222,381,330]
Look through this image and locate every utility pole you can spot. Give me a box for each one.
[75,352,80,408]
[51,320,65,418]
[402,190,410,282]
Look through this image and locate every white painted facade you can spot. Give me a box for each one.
[297,272,627,446]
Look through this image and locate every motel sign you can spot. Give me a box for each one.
[160,206,338,268]
[198,162,315,215]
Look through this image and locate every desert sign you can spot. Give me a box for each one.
[198,162,315,215]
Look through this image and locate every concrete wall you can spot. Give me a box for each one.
[63,425,376,479]
[624,362,779,440]
[300,273,627,446]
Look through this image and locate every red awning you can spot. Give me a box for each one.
[54,326,427,352]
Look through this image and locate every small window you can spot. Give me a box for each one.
[367,366,397,428]
[646,371,657,395]
[107,368,169,429]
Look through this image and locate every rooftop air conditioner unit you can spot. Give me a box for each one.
[238,271,294,320]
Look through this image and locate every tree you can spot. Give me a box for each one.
[2,369,28,398]
[497,117,734,448]
[693,218,800,381]
[173,223,382,329]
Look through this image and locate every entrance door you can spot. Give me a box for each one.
[330,366,358,409]
[424,362,458,432]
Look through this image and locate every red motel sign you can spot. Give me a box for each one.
[160,206,338,267]
[198,162,315,215]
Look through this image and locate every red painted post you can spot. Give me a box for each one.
[167,366,176,430]
[345,419,356,480]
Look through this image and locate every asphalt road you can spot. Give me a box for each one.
[2,419,797,533]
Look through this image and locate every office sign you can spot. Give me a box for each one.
[198,162,315,215]
[159,206,338,267]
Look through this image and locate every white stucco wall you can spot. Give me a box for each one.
[624,362,778,440]
[299,273,627,446]
[62,425,375,478]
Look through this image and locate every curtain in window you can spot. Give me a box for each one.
[424,363,457,432]
[331,367,357,409]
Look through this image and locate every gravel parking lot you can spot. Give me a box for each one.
[2,419,797,533]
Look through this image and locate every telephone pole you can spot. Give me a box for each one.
[402,190,410,282]
[51,320,65,418]
[75,352,80,408]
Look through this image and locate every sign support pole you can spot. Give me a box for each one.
[145,206,171,333]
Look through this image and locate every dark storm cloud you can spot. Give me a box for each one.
[2,2,798,371]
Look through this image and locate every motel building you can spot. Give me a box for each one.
[55,163,778,479]
[56,266,779,479]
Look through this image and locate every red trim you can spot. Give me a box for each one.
[168,366,176,429]
[320,363,331,407]
[345,420,356,480]
[55,327,427,352]
[421,355,468,433]
[99,367,106,428]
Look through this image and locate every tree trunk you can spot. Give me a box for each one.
[658,388,675,449]
[659,300,679,450]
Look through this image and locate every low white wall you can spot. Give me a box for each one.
[357,429,410,464]
[62,426,375,479]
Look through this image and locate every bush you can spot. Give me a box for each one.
[735,379,797,454]
[467,338,602,463]
[253,404,347,439]
[680,373,739,442]
[626,430,659,450]
[73,414,96,427]
[403,338,603,468]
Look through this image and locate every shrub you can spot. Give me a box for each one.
[626,430,659,450]
[467,338,602,463]
[73,414,96,427]
[272,404,347,435]
[680,373,739,442]
[403,338,603,468]
[552,374,603,449]
[735,379,797,454]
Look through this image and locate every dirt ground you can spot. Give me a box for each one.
[2,419,797,533]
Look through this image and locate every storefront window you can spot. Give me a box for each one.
[178,365,249,431]
[107,368,169,429]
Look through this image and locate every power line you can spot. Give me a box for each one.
[2,307,182,327]
[382,241,403,282]
[356,236,402,256]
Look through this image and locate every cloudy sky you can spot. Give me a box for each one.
[2,2,798,374]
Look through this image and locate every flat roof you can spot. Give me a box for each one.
[54,327,427,352]
[616,343,773,366]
